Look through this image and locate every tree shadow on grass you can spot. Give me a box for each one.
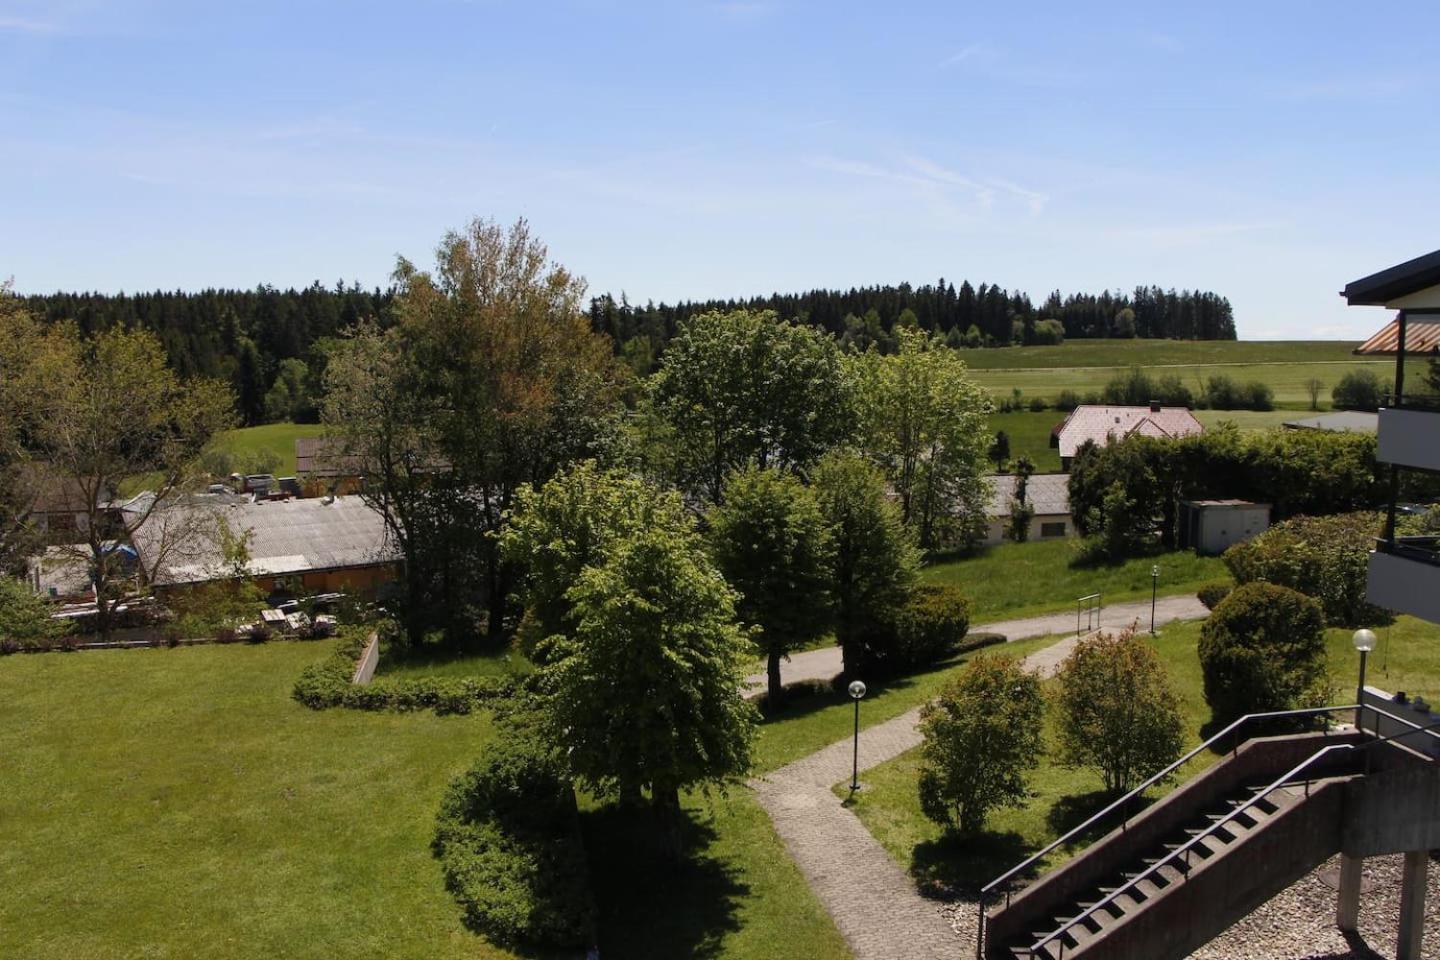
[581,804,746,960]
[1044,789,1157,845]
[908,829,1031,899]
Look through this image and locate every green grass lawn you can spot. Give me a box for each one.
[0,639,852,960]
[840,615,1440,897]
[988,410,1063,472]
[208,422,324,477]
[922,539,1229,624]
[959,340,1362,370]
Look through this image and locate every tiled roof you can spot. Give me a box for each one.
[1054,405,1204,458]
[295,437,366,478]
[987,473,1071,518]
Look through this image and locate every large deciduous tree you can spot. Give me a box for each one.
[1055,627,1185,794]
[323,218,624,645]
[499,461,693,664]
[708,466,835,705]
[647,308,851,504]
[538,521,757,854]
[811,451,919,678]
[850,327,992,549]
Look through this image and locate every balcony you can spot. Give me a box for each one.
[1368,538,1440,624]
[1378,404,1440,472]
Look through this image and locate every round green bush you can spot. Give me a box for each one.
[859,584,971,674]
[1196,580,1233,610]
[1198,582,1329,724]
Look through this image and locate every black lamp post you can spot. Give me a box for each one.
[1150,564,1160,636]
[1353,629,1376,730]
[848,680,867,792]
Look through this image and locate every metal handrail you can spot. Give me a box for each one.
[1028,743,1354,958]
[1030,713,1440,959]
[977,705,1440,959]
[974,704,1357,959]
[1075,593,1100,637]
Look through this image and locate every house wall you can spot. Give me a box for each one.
[299,475,365,499]
[983,513,1074,547]
[160,562,398,600]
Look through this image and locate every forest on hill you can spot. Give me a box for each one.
[20,279,1234,425]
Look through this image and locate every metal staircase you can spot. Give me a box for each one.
[978,706,1440,960]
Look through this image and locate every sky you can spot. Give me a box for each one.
[3,1,1438,340]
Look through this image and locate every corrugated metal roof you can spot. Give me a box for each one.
[1354,317,1440,356]
[136,495,398,585]
[1054,405,1205,458]
[987,473,1071,518]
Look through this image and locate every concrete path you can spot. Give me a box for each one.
[748,596,1210,960]
[744,593,1208,695]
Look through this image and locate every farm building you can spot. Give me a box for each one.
[983,473,1073,546]
[294,438,366,498]
[1051,403,1204,470]
[1178,499,1271,555]
[132,494,399,597]
[16,463,119,544]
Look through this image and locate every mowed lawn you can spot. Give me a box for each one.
[0,640,850,960]
[959,340,1362,370]
[841,614,1440,896]
[922,539,1228,624]
[208,422,324,477]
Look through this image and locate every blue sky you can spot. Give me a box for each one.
[3,1,1437,339]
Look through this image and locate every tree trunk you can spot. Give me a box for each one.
[652,782,683,861]
[767,647,783,706]
[618,779,643,810]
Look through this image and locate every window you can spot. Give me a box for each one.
[1040,521,1067,538]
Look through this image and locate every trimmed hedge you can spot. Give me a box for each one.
[291,630,514,715]
[1199,582,1331,724]
[434,730,596,949]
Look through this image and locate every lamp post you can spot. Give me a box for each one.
[1353,629,1376,731]
[848,680,867,792]
[1149,565,1160,636]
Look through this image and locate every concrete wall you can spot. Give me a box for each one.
[1192,505,1270,555]
[351,631,380,685]
[1367,549,1440,624]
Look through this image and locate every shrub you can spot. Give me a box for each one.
[291,629,514,714]
[1222,512,1388,626]
[1055,627,1186,793]
[1027,396,1049,412]
[1196,580,1233,610]
[1332,369,1384,411]
[0,576,66,653]
[857,584,970,674]
[1054,389,1081,412]
[1198,583,1331,725]
[434,729,596,948]
[918,654,1044,834]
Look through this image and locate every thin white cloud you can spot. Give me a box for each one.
[807,153,1047,218]
[939,43,986,68]
[0,15,59,33]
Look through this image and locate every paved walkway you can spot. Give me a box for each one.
[748,595,1210,960]
[744,593,1208,695]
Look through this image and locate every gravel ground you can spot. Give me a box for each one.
[944,853,1438,959]
[1191,853,1438,960]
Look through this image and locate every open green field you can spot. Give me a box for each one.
[0,639,850,960]
[988,410,1063,472]
[842,614,1440,895]
[922,539,1229,624]
[208,422,324,477]
[959,340,1362,370]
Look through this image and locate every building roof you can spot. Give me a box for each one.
[135,494,398,586]
[1282,411,1379,433]
[1183,499,1270,508]
[1354,317,1440,356]
[295,437,366,478]
[1343,249,1440,306]
[17,463,116,514]
[987,473,1071,518]
[1053,405,1204,459]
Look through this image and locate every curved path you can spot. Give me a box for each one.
[748,596,1209,960]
